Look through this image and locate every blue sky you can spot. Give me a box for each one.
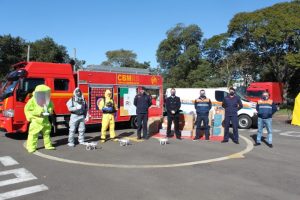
[1,0,287,67]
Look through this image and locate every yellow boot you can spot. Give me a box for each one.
[100,134,106,143]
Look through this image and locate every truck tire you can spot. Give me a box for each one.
[238,114,252,129]
[130,116,138,129]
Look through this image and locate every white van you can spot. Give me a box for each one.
[165,88,258,129]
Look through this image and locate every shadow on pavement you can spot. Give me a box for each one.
[5,133,28,140]
[250,133,266,144]
[3,122,134,142]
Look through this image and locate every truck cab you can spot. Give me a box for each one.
[245,82,283,104]
[0,61,164,134]
[0,62,75,133]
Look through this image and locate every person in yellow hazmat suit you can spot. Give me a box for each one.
[98,89,118,143]
[24,84,55,153]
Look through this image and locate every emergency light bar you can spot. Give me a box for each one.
[85,65,150,75]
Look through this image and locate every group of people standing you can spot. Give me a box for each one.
[165,87,243,143]
[24,85,277,153]
[165,87,276,147]
[24,86,152,153]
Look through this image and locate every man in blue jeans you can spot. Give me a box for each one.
[255,92,277,148]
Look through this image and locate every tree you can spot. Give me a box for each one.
[29,37,70,63]
[157,23,203,70]
[101,49,149,69]
[204,31,264,88]
[0,35,26,78]
[203,33,235,87]
[156,23,219,88]
[187,60,224,87]
[227,1,300,101]
[68,58,86,71]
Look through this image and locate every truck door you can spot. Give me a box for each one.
[14,78,45,124]
[118,87,137,117]
[215,90,227,106]
[89,86,113,121]
[144,86,162,117]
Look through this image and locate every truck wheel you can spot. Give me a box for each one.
[130,116,138,129]
[238,115,252,129]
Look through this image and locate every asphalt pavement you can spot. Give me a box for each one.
[0,115,300,200]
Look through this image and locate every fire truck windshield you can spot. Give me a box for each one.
[0,69,27,101]
[246,90,264,98]
[236,91,250,102]
[0,80,18,100]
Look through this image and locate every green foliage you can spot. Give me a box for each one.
[203,33,260,87]
[157,23,202,70]
[29,37,70,63]
[157,1,300,96]
[228,2,300,84]
[101,49,149,69]
[0,35,82,78]
[287,68,300,100]
[156,23,221,89]
[0,35,27,78]
[187,61,224,87]
[222,1,300,104]
[68,58,86,71]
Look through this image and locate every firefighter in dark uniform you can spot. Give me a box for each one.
[134,88,152,140]
[221,87,243,144]
[166,88,181,139]
[193,90,212,141]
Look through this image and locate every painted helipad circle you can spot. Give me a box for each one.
[28,135,254,169]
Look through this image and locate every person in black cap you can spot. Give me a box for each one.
[165,88,181,139]
[221,87,243,144]
[134,87,152,140]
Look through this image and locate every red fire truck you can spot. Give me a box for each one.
[245,82,283,104]
[0,62,163,134]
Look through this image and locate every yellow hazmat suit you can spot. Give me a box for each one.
[24,85,55,153]
[98,90,117,142]
[291,93,300,126]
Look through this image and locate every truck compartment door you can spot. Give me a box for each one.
[89,86,113,120]
[118,87,137,116]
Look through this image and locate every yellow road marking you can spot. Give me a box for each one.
[127,137,144,142]
[25,135,253,169]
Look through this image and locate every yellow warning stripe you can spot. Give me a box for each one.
[51,93,88,98]
[4,98,8,109]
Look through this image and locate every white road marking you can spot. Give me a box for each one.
[248,129,281,134]
[0,184,48,200]
[279,131,300,138]
[0,157,48,199]
[0,156,19,167]
[0,168,37,187]
[30,135,254,169]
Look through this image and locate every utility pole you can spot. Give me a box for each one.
[27,45,30,62]
[73,48,77,71]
